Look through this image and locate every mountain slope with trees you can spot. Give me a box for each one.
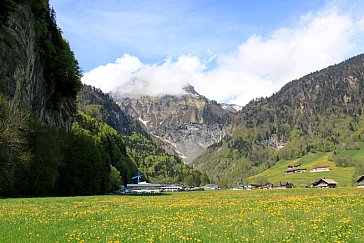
[0,0,138,196]
[193,54,364,186]
[77,85,209,186]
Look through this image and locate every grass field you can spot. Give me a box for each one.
[246,152,356,187]
[1,189,363,242]
[333,142,364,164]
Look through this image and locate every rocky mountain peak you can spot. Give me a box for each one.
[183,84,201,97]
[114,84,234,163]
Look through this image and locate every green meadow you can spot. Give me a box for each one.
[246,152,355,187]
[246,142,364,187]
[1,189,363,242]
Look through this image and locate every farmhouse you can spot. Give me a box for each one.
[126,182,162,193]
[356,175,364,188]
[310,166,330,172]
[313,178,337,188]
[273,181,293,189]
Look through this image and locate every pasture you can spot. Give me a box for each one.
[246,152,356,187]
[0,189,363,242]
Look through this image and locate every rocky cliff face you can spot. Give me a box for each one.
[0,2,78,132]
[114,85,234,163]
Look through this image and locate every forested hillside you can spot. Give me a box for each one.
[194,54,364,186]
[0,1,137,196]
[77,85,209,186]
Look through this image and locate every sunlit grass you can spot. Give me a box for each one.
[1,189,363,242]
[247,152,355,186]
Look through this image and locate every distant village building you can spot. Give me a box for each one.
[126,182,162,193]
[285,168,307,175]
[160,184,183,192]
[310,166,330,172]
[202,184,219,190]
[235,184,255,190]
[287,164,301,169]
[356,175,364,188]
[246,183,274,190]
[273,181,293,189]
[313,178,337,188]
[260,183,273,189]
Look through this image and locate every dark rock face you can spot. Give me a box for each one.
[0,4,76,132]
[115,86,233,163]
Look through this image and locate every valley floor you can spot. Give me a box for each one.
[1,189,363,242]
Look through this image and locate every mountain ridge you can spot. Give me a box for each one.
[193,54,364,186]
[114,84,234,163]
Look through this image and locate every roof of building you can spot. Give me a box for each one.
[319,179,337,184]
[313,166,329,169]
[285,170,295,173]
[356,175,364,182]
[127,183,162,187]
[285,168,307,172]
[203,184,219,188]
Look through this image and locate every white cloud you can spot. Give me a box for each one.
[110,55,206,97]
[82,54,143,92]
[82,7,364,105]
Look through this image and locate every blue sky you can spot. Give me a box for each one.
[50,0,364,105]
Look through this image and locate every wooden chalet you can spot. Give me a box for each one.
[313,178,337,188]
[356,175,364,188]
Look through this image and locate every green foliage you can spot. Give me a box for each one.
[57,131,105,196]
[7,0,82,110]
[123,132,204,186]
[0,108,138,196]
[199,172,210,186]
[0,0,18,22]
[73,112,138,186]
[77,85,207,186]
[254,176,269,185]
[108,166,122,192]
[19,123,64,196]
[0,95,31,196]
